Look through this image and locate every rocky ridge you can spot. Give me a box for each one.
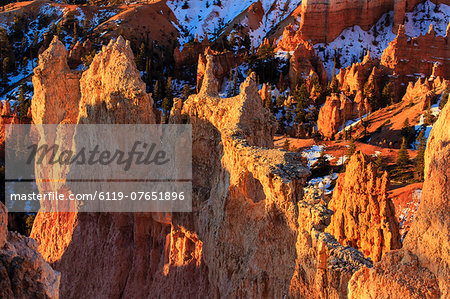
[348,93,450,298]
[0,202,60,299]
[28,38,376,298]
[381,24,450,82]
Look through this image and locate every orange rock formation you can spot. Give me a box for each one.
[348,95,450,298]
[288,34,328,87]
[196,47,245,92]
[381,24,450,82]
[30,40,376,298]
[297,0,434,43]
[326,152,401,262]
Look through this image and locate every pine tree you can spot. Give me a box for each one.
[347,138,356,157]
[166,77,174,101]
[136,42,146,71]
[396,137,410,167]
[282,134,290,151]
[276,95,284,107]
[286,107,293,124]
[415,129,426,180]
[382,81,395,106]
[264,96,273,112]
[401,118,414,146]
[232,68,238,96]
[17,84,30,118]
[363,80,377,109]
[423,108,434,126]
[73,21,78,43]
[153,80,162,104]
[439,91,449,110]
[182,84,192,100]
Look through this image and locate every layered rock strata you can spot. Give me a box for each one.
[326,152,401,262]
[30,38,375,298]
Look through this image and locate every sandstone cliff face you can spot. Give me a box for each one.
[348,93,450,298]
[381,24,450,83]
[0,202,60,299]
[326,152,401,262]
[32,37,81,126]
[402,89,450,297]
[30,37,83,263]
[176,56,373,298]
[30,35,156,266]
[174,34,210,67]
[317,93,353,139]
[29,40,375,298]
[196,47,245,92]
[286,30,328,87]
[297,0,449,43]
[298,0,399,43]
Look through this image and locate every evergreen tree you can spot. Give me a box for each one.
[282,134,290,151]
[314,148,330,170]
[396,137,410,167]
[17,84,30,118]
[423,108,434,126]
[363,80,377,109]
[439,91,449,110]
[264,96,273,112]
[415,129,426,180]
[182,84,193,100]
[166,77,174,101]
[232,68,238,96]
[347,138,356,158]
[286,106,293,124]
[276,95,284,107]
[381,81,395,106]
[401,118,415,146]
[135,42,146,71]
[73,21,78,43]
[153,80,162,104]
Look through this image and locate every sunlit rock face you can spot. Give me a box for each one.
[326,151,401,262]
[349,97,450,299]
[29,38,375,298]
[381,24,450,82]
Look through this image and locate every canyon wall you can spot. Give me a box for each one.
[297,0,449,43]
[29,38,377,298]
[348,95,450,298]
[381,24,450,82]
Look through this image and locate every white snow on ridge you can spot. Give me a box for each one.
[313,0,450,79]
[167,0,302,46]
[314,12,397,79]
[404,0,450,37]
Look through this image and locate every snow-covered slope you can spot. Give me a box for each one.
[167,0,301,46]
[312,0,450,78]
